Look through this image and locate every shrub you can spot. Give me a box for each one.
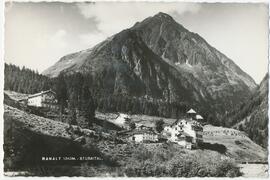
[131,145,153,161]
[122,146,241,177]
[80,163,100,177]
[215,160,241,177]
[81,141,241,177]
[155,119,164,133]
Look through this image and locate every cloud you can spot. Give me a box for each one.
[49,29,68,49]
[76,2,201,42]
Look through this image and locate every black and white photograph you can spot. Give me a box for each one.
[2,0,269,177]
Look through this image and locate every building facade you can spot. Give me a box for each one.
[163,118,203,149]
[128,129,158,143]
[27,90,57,109]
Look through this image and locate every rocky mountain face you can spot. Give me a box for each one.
[225,74,268,148]
[43,12,257,119]
[131,12,256,110]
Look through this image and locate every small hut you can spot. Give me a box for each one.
[195,114,204,121]
[187,108,196,119]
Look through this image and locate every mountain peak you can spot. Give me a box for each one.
[131,11,186,34]
[154,12,172,18]
[152,12,175,23]
[43,12,257,117]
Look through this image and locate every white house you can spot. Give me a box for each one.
[163,118,203,148]
[176,132,193,149]
[26,90,57,109]
[128,129,158,143]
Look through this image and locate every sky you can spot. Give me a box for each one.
[4,2,268,83]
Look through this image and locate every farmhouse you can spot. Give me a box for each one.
[163,117,203,149]
[127,129,158,143]
[176,132,193,149]
[24,90,57,109]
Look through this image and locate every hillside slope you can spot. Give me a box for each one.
[97,111,267,162]
[43,12,256,120]
[4,104,119,174]
[4,104,266,177]
[224,74,268,148]
[203,125,267,162]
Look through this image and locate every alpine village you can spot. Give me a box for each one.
[4,12,268,177]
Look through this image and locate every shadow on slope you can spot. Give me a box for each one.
[93,117,122,131]
[3,114,117,176]
[199,142,227,154]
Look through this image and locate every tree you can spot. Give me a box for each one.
[155,119,164,133]
[55,73,68,121]
[238,124,244,131]
[68,91,78,125]
[129,122,136,130]
[206,115,210,125]
[80,83,96,127]
[70,109,77,125]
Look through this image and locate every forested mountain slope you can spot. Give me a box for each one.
[223,74,268,148]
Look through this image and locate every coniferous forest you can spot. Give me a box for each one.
[4,63,205,122]
[4,63,53,94]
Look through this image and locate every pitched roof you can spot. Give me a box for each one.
[136,124,149,128]
[18,98,27,102]
[196,114,204,120]
[187,108,196,114]
[171,119,182,126]
[28,90,56,99]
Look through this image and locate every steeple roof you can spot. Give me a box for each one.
[187,108,196,114]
